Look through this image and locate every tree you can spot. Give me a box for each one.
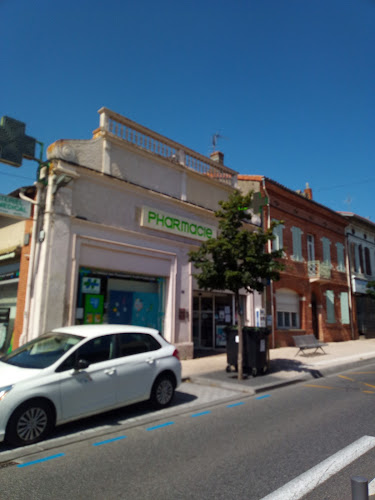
[367,281,375,300]
[189,190,284,380]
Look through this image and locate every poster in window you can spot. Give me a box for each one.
[84,294,104,324]
[216,325,227,347]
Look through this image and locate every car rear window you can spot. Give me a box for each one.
[116,333,161,357]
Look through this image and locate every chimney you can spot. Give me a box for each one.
[304,182,313,200]
[210,150,224,165]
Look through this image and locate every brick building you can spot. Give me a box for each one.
[238,176,354,348]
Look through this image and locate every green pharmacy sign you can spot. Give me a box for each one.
[141,206,217,241]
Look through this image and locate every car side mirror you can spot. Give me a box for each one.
[74,358,90,371]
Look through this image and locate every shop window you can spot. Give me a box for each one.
[116,333,161,357]
[276,289,300,329]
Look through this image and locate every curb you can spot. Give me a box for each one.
[183,355,375,395]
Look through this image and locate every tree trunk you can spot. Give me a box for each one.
[235,292,244,380]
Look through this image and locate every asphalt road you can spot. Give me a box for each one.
[2,365,375,499]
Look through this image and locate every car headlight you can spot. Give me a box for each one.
[0,385,13,401]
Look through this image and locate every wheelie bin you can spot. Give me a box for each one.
[225,326,270,376]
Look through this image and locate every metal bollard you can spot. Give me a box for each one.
[351,476,369,500]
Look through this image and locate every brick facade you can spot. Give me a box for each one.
[238,176,354,347]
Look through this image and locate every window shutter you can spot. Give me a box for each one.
[340,292,350,324]
[336,243,345,271]
[322,238,331,266]
[291,227,303,261]
[326,290,335,323]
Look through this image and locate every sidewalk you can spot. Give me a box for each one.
[181,337,375,395]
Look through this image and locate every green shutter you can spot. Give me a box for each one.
[340,292,350,324]
[326,290,335,323]
[322,238,331,266]
[292,227,302,261]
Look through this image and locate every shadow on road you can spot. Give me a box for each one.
[269,357,323,379]
[0,389,197,452]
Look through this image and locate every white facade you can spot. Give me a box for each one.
[342,212,375,337]
[24,108,263,358]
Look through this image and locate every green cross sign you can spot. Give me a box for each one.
[238,192,268,214]
[0,116,36,167]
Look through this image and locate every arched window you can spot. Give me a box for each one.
[276,289,300,329]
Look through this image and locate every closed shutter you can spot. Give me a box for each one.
[326,290,335,323]
[336,243,345,271]
[322,237,331,266]
[291,227,303,261]
[340,292,350,324]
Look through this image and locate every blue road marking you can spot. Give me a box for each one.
[255,394,270,400]
[191,411,211,418]
[93,436,127,446]
[147,422,174,431]
[227,402,245,408]
[17,453,65,468]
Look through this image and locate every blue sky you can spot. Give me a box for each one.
[1,0,374,219]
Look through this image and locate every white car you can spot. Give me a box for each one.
[0,325,181,447]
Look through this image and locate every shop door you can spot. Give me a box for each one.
[193,294,234,349]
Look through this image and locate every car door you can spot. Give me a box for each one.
[112,332,162,405]
[56,335,118,421]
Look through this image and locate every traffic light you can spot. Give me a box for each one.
[0,116,36,167]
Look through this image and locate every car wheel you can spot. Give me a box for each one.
[6,399,54,447]
[150,374,175,409]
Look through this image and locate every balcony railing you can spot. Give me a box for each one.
[308,260,331,280]
[96,108,237,187]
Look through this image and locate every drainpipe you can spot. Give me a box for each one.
[262,178,275,349]
[19,183,43,345]
[345,232,355,340]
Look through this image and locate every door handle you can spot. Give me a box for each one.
[105,368,116,376]
[146,358,155,365]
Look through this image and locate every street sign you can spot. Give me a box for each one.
[0,116,36,167]
[0,194,31,219]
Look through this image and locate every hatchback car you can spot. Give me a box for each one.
[0,324,181,447]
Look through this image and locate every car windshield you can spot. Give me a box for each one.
[0,333,83,369]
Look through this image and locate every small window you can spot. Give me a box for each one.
[116,333,161,358]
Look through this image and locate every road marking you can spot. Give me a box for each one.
[92,436,127,446]
[146,422,174,431]
[227,402,245,408]
[363,382,375,389]
[260,435,375,500]
[362,390,375,394]
[304,384,335,389]
[17,453,65,468]
[255,395,271,400]
[191,411,211,418]
[338,375,355,382]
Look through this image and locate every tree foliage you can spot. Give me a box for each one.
[189,190,284,379]
[367,281,375,300]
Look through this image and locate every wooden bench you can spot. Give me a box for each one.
[293,334,328,356]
